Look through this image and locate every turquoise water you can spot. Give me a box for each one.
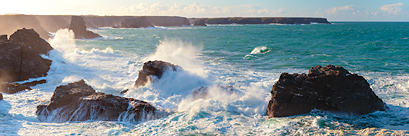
[1,22,409,135]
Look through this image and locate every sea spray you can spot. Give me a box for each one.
[146,39,206,77]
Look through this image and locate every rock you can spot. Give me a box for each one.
[0,35,7,42]
[0,82,31,94]
[120,89,129,95]
[0,28,52,82]
[36,79,159,122]
[9,28,53,55]
[192,85,236,100]
[193,19,206,26]
[266,65,387,117]
[69,16,101,39]
[121,17,154,28]
[135,60,181,87]
[0,80,46,94]
[0,93,2,100]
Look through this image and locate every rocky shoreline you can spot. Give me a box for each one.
[0,28,386,124]
[0,15,330,38]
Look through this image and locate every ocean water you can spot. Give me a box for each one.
[1,22,409,135]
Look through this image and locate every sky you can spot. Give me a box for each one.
[1,0,408,21]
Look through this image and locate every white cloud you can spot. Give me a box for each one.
[118,2,291,17]
[380,3,407,15]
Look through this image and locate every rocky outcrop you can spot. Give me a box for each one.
[193,19,206,26]
[121,17,154,28]
[146,16,191,26]
[267,65,387,117]
[190,17,330,25]
[69,16,101,39]
[135,60,181,87]
[0,93,2,100]
[9,28,53,55]
[0,28,52,82]
[192,86,236,100]
[36,80,160,122]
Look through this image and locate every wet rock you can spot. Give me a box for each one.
[192,85,236,99]
[121,17,154,28]
[135,60,181,87]
[0,80,46,94]
[36,80,159,122]
[69,16,101,39]
[120,89,129,95]
[267,65,387,117]
[0,93,2,100]
[0,28,52,82]
[0,82,31,94]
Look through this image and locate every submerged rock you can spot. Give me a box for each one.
[135,60,181,87]
[0,28,52,82]
[121,17,154,28]
[267,65,387,117]
[69,16,101,39]
[36,80,160,122]
[192,85,236,100]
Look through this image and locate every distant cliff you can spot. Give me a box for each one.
[190,17,330,25]
[0,15,191,39]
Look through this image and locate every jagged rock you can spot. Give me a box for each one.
[121,17,154,28]
[193,19,206,26]
[0,35,7,42]
[192,85,235,99]
[0,28,52,82]
[9,28,53,55]
[135,60,181,87]
[267,65,387,117]
[69,16,101,39]
[0,93,3,100]
[36,80,159,122]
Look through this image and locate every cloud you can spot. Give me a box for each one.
[380,3,407,15]
[314,5,373,20]
[118,2,290,17]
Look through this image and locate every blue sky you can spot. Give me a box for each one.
[1,0,408,21]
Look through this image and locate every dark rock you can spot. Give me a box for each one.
[36,79,159,122]
[0,93,2,100]
[21,79,47,87]
[193,19,206,26]
[121,17,154,28]
[135,60,181,87]
[0,82,31,94]
[69,16,101,39]
[120,89,129,95]
[267,65,387,117]
[0,28,52,82]
[192,85,236,100]
[0,35,7,42]
[9,28,53,55]
[0,80,46,94]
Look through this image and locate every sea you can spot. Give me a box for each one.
[1,22,409,135]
